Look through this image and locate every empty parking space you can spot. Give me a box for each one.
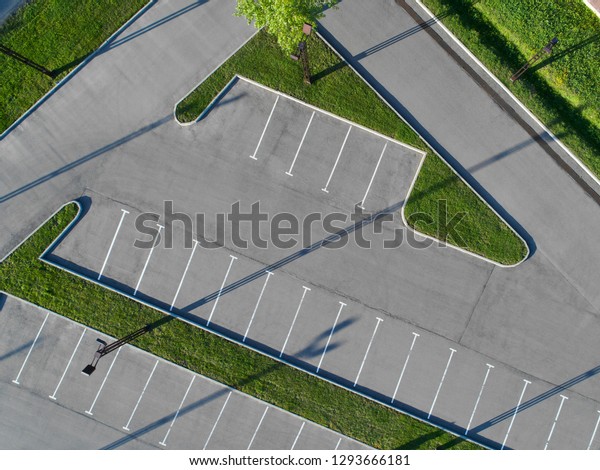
[0,295,365,450]
[36,77,600,450]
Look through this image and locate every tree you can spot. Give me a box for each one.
[235,0,339,54]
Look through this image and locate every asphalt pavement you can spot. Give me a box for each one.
[1,0,600,450]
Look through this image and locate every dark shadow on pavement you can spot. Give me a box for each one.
[0,339,34,362]
[317,25,537,259]
[0,115,172,204]
[103,0,209,52]
[469,364,600,437]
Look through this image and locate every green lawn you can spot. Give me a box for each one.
[0,202,481,450]
[176,30,527,265]
[0,0,148,134]
[421,0,600,176]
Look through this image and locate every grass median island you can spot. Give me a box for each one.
[420,0,600,176]
[177,30,527,265]
[0,202,481,450]
[0,0,148,134]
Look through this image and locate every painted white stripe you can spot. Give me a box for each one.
[133,224,163,296]
[85,347,122,415]
[391,332,419,404]
[335,437,342,450]
[203,391,233,450]
[587,411,600,450]
[353,317,383,387]
[427,348,457,419]
[358,142,387,209]
[322,125,352,193]
[243,271,274,342]
[98,209,129,280]
[250,96,279,160]
[465,364,494,435]
[170,239,199,312]
[291,422,305,450]
[159,375,196,447]
[247,406,269,450]
[286,111,315,176]
[544,395,568,450]
[280,286,311,358]
[207,254,237,326]
[501,379,531,450]
[13,312,49,385]
[123,360,159,431]
[49,327,86,399]
[316,302,346,373]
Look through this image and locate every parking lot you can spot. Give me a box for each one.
[0,294,366,450]
[44,79,600,450]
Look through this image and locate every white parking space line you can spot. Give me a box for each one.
[391,332,419,404]
[134,224,164,296]
[353,317,383,388]
[291,422,305,450]
[316,302,346,373]
[85,348,122,416]
[322,125,352,193]
[49,327,87,400]
[123,360,159,431]
[159,375,196,447]
[587,411,600,450]
[250,96,280,160]
[544,395,568,450]
[12,311,49,385]
[335,438,342,450]
[98,209,129,280]
[501,379,531,450]
[170,239,199,312]
[207,255,237,326]
[358,142,387,209]
[247,406,269,450]
[280,286,311,358]
[286,111,315,176]
[203,391,232,450]
[427,348,457,419]
[243,271,274,342]
[465,363,494,435]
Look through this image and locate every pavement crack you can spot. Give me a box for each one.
[458,264,495,345]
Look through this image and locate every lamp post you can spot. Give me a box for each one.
[510,37,558,83]
[291,23,313,85]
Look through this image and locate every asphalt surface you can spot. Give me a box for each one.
[0,0,26,25]
[1,0,600,450]
[46,78,600,450]
[0,294,366,450]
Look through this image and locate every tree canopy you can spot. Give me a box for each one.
[235,0,339,54]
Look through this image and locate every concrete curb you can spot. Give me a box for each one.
[315,31,529,268]
[0,290,369,449]
[414,0,600,190]
[173,28,260,126]
[0,0,157,142]
[8,199,490,450]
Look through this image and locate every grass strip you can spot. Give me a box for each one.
[176,30,527,265]
[0,0,149,134]
[0,202,481,450]
[420,0,600,176]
